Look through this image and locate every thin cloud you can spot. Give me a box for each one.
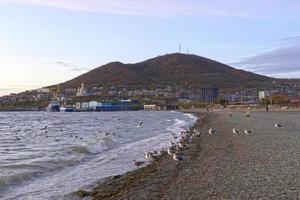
[232,37,300,76]
[0,58,90,72]
[44,60,90,72]
[0,0,250,17]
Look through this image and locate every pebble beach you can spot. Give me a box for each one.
[75,110,300,200]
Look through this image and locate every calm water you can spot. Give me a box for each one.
[0,111,197,200]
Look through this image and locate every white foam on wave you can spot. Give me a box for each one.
[167,113,197,135]
[1,111,198,200]
[183,113,198,121]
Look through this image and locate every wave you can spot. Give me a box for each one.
[0,168,43,193]
[70,145,94,155]
[0,111,198,199]
[183,113,198,121]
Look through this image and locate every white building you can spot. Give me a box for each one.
[81,102,90,111]
[36,88,50,93]
[76,83,89,97]
[144,104,160,111]
[259,91,270,100]
[89,101,99,110]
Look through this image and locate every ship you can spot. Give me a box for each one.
[46,101,60,112]
[60,106,74,112]
[46,85,61,112]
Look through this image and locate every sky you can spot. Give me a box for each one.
[1,0,300,96]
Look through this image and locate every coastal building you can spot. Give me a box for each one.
[89,101,99,110]
[64,88,77,96]
[36,88,50,93]
[259,91,270,100]
[144,104,161,111]
[290,96,300,104]
[178,99,192,104]
[199,87,219,103]
[81,102,90,111]
[75,102,82,110]
[76,83,89,97]
[95,100,140,111]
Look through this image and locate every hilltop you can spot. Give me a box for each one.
[61,53,270,89]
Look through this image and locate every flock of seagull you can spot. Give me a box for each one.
[132,127,201,167]
[132,111,284,167]
[229,112,283,136]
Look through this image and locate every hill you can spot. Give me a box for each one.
[61,53,270,89]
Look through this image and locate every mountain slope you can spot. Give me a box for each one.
[61,53,269,89]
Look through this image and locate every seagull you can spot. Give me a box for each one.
[132,159,145,167]
[232,128,239,134]
[172,154,184,161]
[229,112,232,117]
[137,121,144,128]
[144,152,152,161]
[246,111,250,118]
[208,128,215,135]
[274,124,282,128]
[178,142,187,148]
[167,147,176,155]
[244,130,252,134]
[144,151,160,161]
[193,131,201,138]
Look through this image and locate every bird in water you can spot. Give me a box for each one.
[244,130,252,134]
[132,159,145,167]
[274,124,282,128]
[137,121,144,128]
[232,128,239,134]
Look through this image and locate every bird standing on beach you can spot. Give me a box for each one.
[246,111,250,118]
[145,151,161,161]
[274,124,282,128]
[172,154,184,161]
[178,142,187,148]
[167,147,176,155]
[208,128,215,135]
[132,159,145,167]
[232,128,239,134]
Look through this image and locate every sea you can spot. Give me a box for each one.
[0,111,197,200]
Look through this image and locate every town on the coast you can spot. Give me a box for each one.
[1,78,300,112]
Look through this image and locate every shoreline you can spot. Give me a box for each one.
[72,110,207,200]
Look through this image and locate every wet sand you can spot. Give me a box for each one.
[76,110,300,200]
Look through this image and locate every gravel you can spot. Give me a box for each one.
[78,110,300,200]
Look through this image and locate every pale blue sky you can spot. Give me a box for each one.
[1,0,300,96]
